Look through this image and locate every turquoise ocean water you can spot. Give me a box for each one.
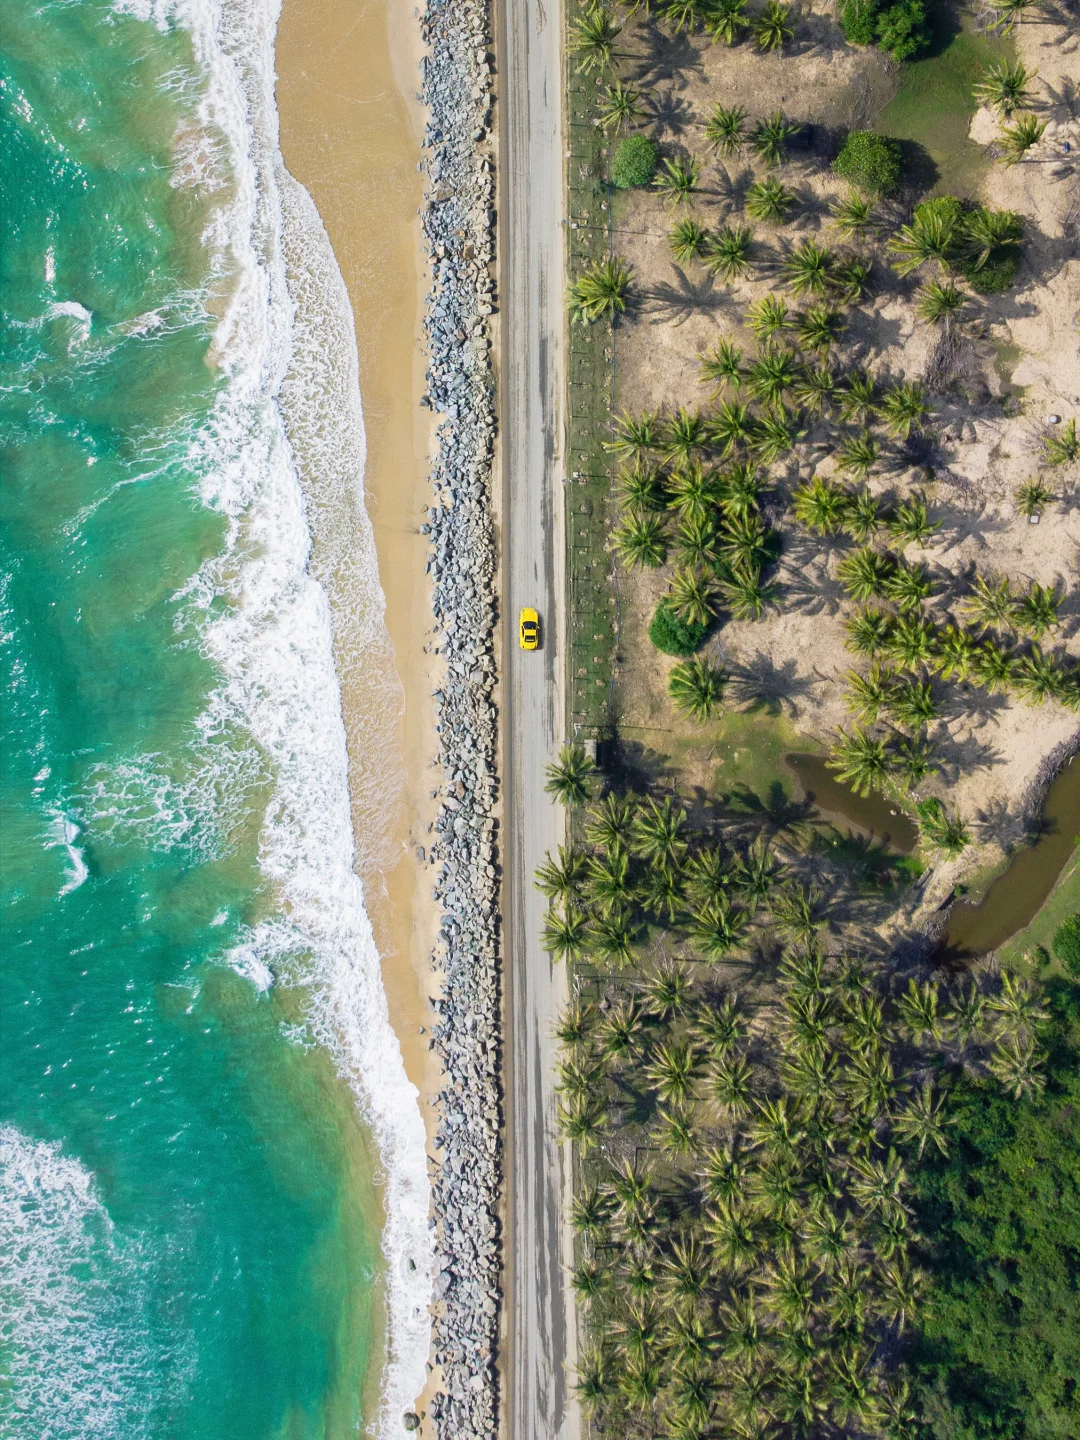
[0,2,431,1436]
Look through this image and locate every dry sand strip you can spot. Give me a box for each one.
[496,1,578,1438]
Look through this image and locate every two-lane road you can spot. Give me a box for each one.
[497,0,579,1436]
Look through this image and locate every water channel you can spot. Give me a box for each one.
[785,753,918,854]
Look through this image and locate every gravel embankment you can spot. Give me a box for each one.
[415,2,501,1438]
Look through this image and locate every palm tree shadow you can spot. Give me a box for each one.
[646,265,734,325]
[724,649,821,717]
[718,780,817,846]
[631,22,708,90]
[648,88,695,140]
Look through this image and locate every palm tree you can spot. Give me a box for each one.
[888,208,960,276]
[689,895,748,959]
[720,461,767,517]
[916,279,966,326]
[750,110,798,166]
[586,792,638,848]
[747,346,798,407]
[704,101,747,153]
[796,304,845,354]
[842,486,883,543]
[836,432,879,481]
[618,460,666,512]
[751,411,796,464]
[933,624,975,681]
[535,844,588,903]
[915,799,969,857]
[961,207,1023,272]
[721,569,774,619]
[709,1053,754,1118]
[599,997,644,1063]
[746,295,790,343]
[668,462,720,523]
[588,911,639,966]
[586,844,635,916]
[639,860,684,922]
[884,613,937,670]
[655,153,703,208]
[658,0,705,32]
[831,191,875,240]
[669,217,709,263]
[574,1347,611,1412]
[783,239,834,297]
[720,510,773,574]
[989,1034,1046,1099]
[567,256,633,323]
[892,734,938,788]
[849,1147,910,1220]
[973,59,1036,114]
[1012,645,1067,704]
[545,744,595,805]
[793,362,838,416]
[598,77,644,134]
[641,961,693,1020]
[677,514,720,570]
[888,493,939,546]
[615,513,668,567]
[543,905,589,963]
[698,336,743,393]
[669,656,728,721]
[755,0,794,51]
[841,370,878,425]
[734,835,784,909]
[708,399,754,453]
[792,475,849,534]
[1013,477,1052,518]
[999,113,1046,165]
[703,223,753,280]
[559,1093,608,1149]
[632,795,688,866]
[962,571,1016,632]
[970,638,1015,692]
[570,1256,610,1309]
[569,3,622,73]
[684,844,732,905]
[985,0,1037,31]
[844,661,898,723]
[837,548,894,603]
[880,380,930,438]
[705,0,750,42]
[952,982,987,1045]
[771,881,822,943]
[989,971,1049,1039]
[883,560,933,612]
[647,1039,700,1103]
[664,407,709,462]
[606,408,658,458]
[745,177,793,223]
[1015,581,1061,639]
[834,256,874,304]
[887,676,938,731]
[827,726,888,796]
[669,566,720,627]
[1042,418,1079,466]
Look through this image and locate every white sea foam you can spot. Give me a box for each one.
[106,0,433,1431]
[0,1126,178,1439]
[44,810,89,896]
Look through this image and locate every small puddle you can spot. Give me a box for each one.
[943,755,1080,960]
[784,753,917,854]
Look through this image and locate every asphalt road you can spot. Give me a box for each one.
[496,0,579,1436]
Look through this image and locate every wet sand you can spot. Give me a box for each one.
[275,0,438,1119]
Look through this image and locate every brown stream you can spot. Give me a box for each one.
[785,753,918,854]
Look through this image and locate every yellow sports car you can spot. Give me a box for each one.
[519,607,540,650]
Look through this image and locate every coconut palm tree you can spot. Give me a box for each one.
[750,110,798,167]
[747,346,798,407]
[962,571,1017,632]
[708,398,755,453]
[720,569,774,619]
[689,895,749,959]
[951,983,987,1046]
[844,661,898,723]
[746,295,790,343]
[751,411,796,464]
[574,1347,612,1411]
[720,460,767,517]
[639,860,684,923]
[830,191,875,240]
[586,792,638,849]
[721,510,774,574]
[883,560,933,612]
[1013,477,1052,518]
[989,1034,1046,1099]
[709,1055,755,1121]
[755,0,794,51]
[783,239,834,297]
[556,1050,603,1103]
[587,844,635,916]
[771,881,822,944]
[887,209,959,275]
[985,0,1037,31]
[796,304,846,354]
[618,460,667,513]
[569,3,622,73]
[849,1147,910,1221]
[999,113,1046,165]
[655,153,703,208]
[887,676,938,731]
[704,223,754,280]
[559,1093,608,1148]
[834,256,874,304]
[698,336,744,394]
[545,744,596,805]
[669,217,710,263]
[676,513,721,569]
[827,726,888,796]
[568,256,633,322]
[704,100,747,152]
[970,638,1015,692]
[554,998,595,1049]
[589,911,639,966]
[664,407,710,462]
[916,279,966,326]
[1042,417,1078,466]
[1012,645,1067,704]
[647,1039,701,1104]
[598,77,644,134]
[932,624,975,681]
[1015,581,1062,639]
[892,734,938,788]
[535,844,588,902]
[606,408,658,458]
[888,493,939,546]
[880,380,930,438]
[669,566,720,627]
[570,1256,610,1309]
[845,605,894,657]
[745,177,794,223]
[668,462,720,524]
[915,799,969,857]
[696,993,744,1056]
[633,795,689,866]
[793,362,838,416]
[960,207,1023,272]
[884,613,937,670]
[840,486,883,543]
[893,1084,951,1159]
[836,432,879,481]
[669,656,728,721]
[598,997,644,1063]
[683,844,733,905]
[543,905,589,962]
[641,961,693,1019]
[837,548,894,603]
[989,971,1049,1039]
[841,370,879,425]
[615,513,668,568]
[734,836,784,909]
[792,475,849,534]
[973,59,1036,114]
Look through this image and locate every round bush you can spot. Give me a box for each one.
[648,598,709,656]
[840,0,879,45]
[612,134,658,190]
[1052,914,1080,977]
[831,130,903,195]
[875,0,929,60]
[962,251,1021,294]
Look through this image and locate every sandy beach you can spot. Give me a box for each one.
[275,0,439,1117]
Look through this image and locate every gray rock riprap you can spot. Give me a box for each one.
[416,2,500,1438]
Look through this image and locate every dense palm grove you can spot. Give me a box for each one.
[536,757,1052,1437]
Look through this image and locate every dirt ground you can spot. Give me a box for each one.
[603,3,1080,916]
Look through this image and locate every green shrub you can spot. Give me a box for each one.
[962,250,1021,293]
[1053,913,1080,976]
[612,134,658,189]
[875,0,929,59]
[914,194,964,228]
[840,0,878,45]
[832,130,903,195]
[648,598,709,656]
